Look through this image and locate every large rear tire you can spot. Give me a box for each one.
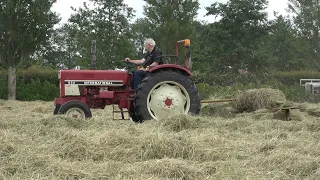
[53,104,61,115]
[134,69,201,121]
[129,101,141,123]
[58,100,92,119]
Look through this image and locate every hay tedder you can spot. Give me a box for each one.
[53,39,202,122]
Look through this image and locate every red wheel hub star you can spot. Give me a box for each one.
[165,98,173,107]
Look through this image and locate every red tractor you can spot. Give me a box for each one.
[53,39,201,122]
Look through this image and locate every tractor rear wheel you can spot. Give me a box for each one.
[134,69,201,121]
[53,104,61,115]
[58,100,92,119]
[129,101,141,123]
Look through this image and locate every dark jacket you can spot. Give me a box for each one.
[144,45,163,67]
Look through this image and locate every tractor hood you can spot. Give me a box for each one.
[59,70,131,86]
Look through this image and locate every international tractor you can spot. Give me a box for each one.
[53,39,202,122]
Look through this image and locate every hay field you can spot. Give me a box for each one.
[1,99,320,179]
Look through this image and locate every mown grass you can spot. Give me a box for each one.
[1,100,320,179]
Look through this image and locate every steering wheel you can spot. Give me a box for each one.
[123,60,138,74]
[123,60,138,67]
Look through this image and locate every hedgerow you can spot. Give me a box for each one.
[0,66,317,102]
[0,66,59,101]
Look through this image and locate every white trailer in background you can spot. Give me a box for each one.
[300,79,320,94]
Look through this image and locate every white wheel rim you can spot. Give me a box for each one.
[66,107,85,119]
[147,81,191,120]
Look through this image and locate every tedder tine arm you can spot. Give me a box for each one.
[200,99,234,103]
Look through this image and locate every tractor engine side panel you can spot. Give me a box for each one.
[56,70,134,110]
[59,70,132,98]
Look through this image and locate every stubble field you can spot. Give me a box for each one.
[1,99,320,179]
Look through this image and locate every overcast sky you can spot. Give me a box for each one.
[51,0,289,26]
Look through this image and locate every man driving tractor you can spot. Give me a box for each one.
[124,38,163,91]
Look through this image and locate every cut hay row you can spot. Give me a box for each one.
[232,88,287,112]
[0,88,320,179]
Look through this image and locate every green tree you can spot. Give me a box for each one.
[67,0,136,70]
[131,18,151,58]
[143,0,200,57]
[43,24,82,69]
[187,20,212,72]
[288,0,320,70]
[0,0,59,100]
[204,0,270,73]
[266,14,311,71]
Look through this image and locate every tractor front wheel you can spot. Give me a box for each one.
[134,69,201,121]
[58,100,92,119]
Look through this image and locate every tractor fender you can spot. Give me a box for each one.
[149,64,192,76]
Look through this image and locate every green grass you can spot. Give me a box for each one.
[1,100,320,179]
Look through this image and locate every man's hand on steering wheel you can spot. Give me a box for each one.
[123,58,137,65]
[123,57,138,70]
[124,57,131,62]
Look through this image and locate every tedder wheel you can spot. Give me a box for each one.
[58,100,92,119]
[134,69,201,121]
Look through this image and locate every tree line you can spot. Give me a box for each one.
[0,0,319,100]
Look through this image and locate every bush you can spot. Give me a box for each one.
[17,79,59,101]
[0,66,59,101]
[194,70,320,103]
[272,70,320,85]
[194,69,320,86]
[0,67,317,102]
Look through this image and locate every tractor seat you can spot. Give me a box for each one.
[158,55,177,64]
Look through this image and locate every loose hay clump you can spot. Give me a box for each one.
[249,109,274,120]
[232,88,286,112]
[201,103,237,118]
[156,114,200,132]
[121,158,214,180]
[139,134,196,160]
